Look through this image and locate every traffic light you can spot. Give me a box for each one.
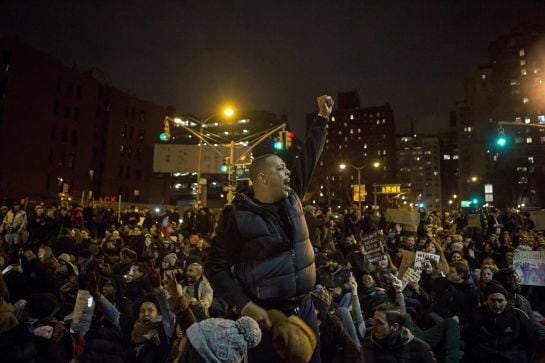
[496,127,506,147]
[220,157,230,173]
[160,119,171,141]
[274,139,283,151]
[286,131,294,149]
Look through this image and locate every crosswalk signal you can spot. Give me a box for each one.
[496,127,506,148]
[160,119,171,141]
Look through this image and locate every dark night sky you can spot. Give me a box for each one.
[2,1,545,136]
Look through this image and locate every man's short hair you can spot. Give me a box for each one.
[375,304,405,327]
[249,154,275,182]
[449,261,469,280]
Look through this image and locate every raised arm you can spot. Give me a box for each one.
[290,95,333,196]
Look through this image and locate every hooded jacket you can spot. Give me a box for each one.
[363,327,436,363]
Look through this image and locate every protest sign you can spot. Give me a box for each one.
[70,289,96,335]
[401,267,421,291]
[361,232,384,263]
[385,209,420,232]
[414,251,440,273]
[513,250,545,287]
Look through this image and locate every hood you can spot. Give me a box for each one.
[370,326,414,349]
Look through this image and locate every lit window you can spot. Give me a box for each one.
[383,149,387,155]
[520,59,526,66]
[520,49,525,57]
[350,129,354,134]
[358,128,361,133]
[338,130,342,135]
[376,120,380,125]
[382,119,386,124]
[338,145,342,150]
[541,136,545,144]
[526,137,533,144]
[344,122,348,127]
[523,97,529,104]
[443,154,451,160]
[363,144,367,149]
[453,155,459,160]
[510,80,520,86]
[350,114,354,120]
[525,117,531,124]
[521,69,527,75]
[515,116,522,122]
[538,115,545,124]
[529,156,534,163]
[468,127,472,132]
[364,152,367,157]
[481,74,486,80]
[534,68,540,74]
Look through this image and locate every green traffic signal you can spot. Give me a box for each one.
[496,137,506,147]
[274,140,283,150]
[159,133,169,141]
[220,164,228,173]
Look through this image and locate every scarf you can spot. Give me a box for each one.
[131,318,162,344]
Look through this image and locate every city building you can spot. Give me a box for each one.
[396,134,442,211]
[457,24,545,208]
[0,35,167,204]
[438,111,460,210]
[306,91,397,210]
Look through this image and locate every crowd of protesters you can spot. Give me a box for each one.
[0,198,545,362]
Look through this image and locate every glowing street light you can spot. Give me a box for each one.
[338,161,381,212]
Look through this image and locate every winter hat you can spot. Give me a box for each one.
[58,253,79,276]
[28,293,59,320]
[163,253,178,267]
[484,281,509,299]
[268,309,317,363]
[186,316,262,363]
[310,286,332,317]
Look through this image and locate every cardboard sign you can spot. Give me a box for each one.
[401,267,421,291]
[361,232,384,263]
[385,209,420,230]
[70,290,96,335]
[467,214,481,228]
[513,250,545,287]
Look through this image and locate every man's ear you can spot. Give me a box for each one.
[258,172,267,185]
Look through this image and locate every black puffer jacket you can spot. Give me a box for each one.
[362,327,436,363]
[232,189,315,308]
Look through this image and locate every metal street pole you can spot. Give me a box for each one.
[357,167,361,214]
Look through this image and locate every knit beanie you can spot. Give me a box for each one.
[186,316,261,363]
[163,253,178,267]
[268,309,317,363]
[484,281,509,299]
[310,287,332,317]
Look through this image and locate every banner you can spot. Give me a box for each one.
[414,251,440,273]
[513,250,545,286]
[361,232,384,263]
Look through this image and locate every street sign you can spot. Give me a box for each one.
[353,184,366,201]
[233,163,251,181]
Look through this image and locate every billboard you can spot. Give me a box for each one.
[153,144,250,173]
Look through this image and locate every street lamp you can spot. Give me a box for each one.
[339,161,380,213]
